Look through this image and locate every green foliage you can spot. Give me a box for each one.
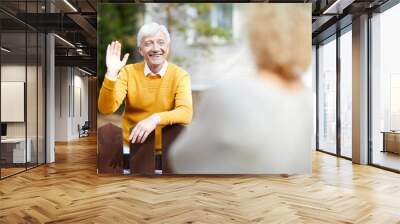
[168,3,232,46]
[157,3,232,64]
[194,20,231,40]
[97,4,144,113]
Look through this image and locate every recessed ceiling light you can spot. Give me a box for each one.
[1,47,11,53]
[78,67,92,76]
[322,0,354,15]
[63,0,78,12]
[54,34,75,48]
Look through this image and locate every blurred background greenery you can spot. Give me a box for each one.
[97,4,144,114]
[97,3,232,113]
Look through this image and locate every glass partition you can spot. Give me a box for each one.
[0,1,46,179]
[1,26,28,178]
[318,36,337,155]
[371,3,400,171]
[339,28,352,158]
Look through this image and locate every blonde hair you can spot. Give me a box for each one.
[247,4,311,81]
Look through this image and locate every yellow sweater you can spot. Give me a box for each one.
[98,62,193,145]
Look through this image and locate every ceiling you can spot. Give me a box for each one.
[0,0,97,73]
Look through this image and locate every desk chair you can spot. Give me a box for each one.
[78,121,90,138]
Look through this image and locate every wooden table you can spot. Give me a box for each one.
[382,131,400,154]
[1,138,32,166]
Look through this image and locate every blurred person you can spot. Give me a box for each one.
[98,22,193,154]
[169,4,312,174]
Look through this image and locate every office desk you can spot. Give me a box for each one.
[1,138,31,163]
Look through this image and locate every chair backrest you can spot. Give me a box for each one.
[129,125,185,174]
[160,125,185,174]
[82,121,90,129]
[97,123,123,174]
[129,131,156,174]
[97,123,185,174]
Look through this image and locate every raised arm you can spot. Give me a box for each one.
[98,41,130,114]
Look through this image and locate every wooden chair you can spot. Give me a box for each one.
[97,123,123,174]
[129,125,185,174]
[78,121,90,138]
[159,125,185,174]
[97,123,185,174]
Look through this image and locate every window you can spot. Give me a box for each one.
[340,28,352,158]
[187,4,233,45]
[371,2,400,171]
[318,36,337,154]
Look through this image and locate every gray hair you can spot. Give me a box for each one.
[137,22,170,47]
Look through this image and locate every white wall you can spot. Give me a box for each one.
[72,72,89,138]
[1,65,35,138]
[55,66,67,141]
[1,63,46,164]
[1,65,27,145]
[54,67,89,141]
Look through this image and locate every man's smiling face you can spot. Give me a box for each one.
[139,31,169,67]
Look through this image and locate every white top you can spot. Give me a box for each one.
[169,76,313,174]
[144,61,168,77]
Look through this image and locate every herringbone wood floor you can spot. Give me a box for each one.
[1,135,400,224]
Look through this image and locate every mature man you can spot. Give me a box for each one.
[98,22,193,152]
